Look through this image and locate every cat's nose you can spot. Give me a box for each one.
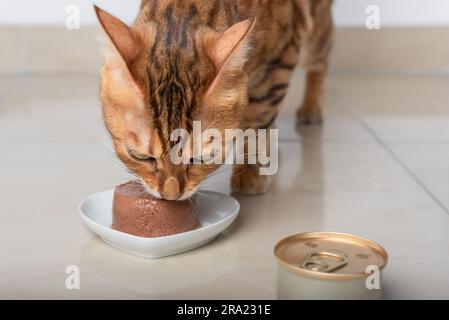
[161,176,180,200]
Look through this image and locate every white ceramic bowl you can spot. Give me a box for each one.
[79,190,240,259]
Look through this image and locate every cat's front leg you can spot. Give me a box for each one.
[231,164,272,195]
[231,125,275,195]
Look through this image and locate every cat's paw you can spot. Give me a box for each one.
[231,165,271,195]
[296,104,323,125]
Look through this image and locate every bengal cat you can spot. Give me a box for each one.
[95,0,333,200]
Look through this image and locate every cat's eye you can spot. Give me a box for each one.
[128,149,156,164]
[189,157,201,165]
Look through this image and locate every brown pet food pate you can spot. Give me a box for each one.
[112,181,199,237]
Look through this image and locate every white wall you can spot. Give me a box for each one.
[1,0,449,26]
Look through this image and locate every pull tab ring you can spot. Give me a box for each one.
[300,251,348,273]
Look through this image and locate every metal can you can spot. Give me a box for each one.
[274,232,388,300]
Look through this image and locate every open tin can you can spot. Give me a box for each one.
[274,232,388,300]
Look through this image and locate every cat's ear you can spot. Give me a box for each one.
[204,18,256,72]
[94,5,142,69]
[203,18,256,98]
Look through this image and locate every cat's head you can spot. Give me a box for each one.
[95,6,255,200]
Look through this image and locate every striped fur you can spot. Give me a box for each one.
[96,0,333,199]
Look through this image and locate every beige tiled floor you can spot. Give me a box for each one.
[1,73,449,299]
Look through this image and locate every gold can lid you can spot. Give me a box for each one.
[274,232,388,280]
